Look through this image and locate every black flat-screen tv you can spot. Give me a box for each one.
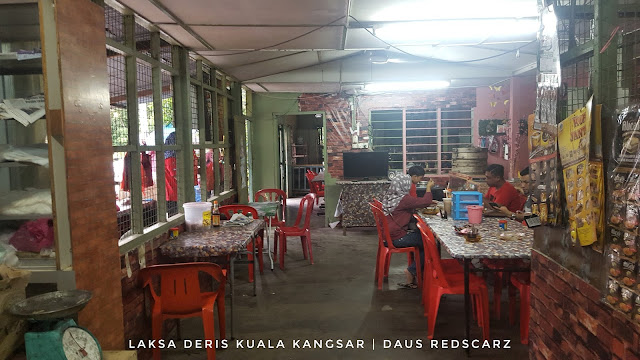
[343,151,389,179]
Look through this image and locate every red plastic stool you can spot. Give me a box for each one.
[508,272,531,345]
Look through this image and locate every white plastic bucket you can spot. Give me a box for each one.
[183,202,212,231]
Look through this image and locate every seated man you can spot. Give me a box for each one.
[483,164,525,217]
[408,165,426,197]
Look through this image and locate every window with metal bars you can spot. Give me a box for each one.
[370,108,473,175]
[107,5,179,240]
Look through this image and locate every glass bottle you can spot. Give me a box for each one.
[212,201,220,227]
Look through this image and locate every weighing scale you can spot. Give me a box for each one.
[10,290,102,360]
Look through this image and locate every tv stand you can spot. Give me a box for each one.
[336,180,391,235]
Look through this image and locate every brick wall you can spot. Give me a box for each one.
[530,250,640,359]
[55,0,124,349]
[298,89,476,179]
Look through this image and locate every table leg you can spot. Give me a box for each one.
[464,259,470,356]
[252,235,257,297]
[230,256,235,340]
[267,218,274,270]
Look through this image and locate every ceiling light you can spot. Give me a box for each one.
[375,18,539,45]
[372,0,538,21]
[364,81,450,92]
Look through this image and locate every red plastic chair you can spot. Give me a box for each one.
[508,271,531,344]
[415,220,490,340]
[369,201,421,290]
[413,215,466,309]
[305,171,324,205]
[254,188,287,228]
[139,262,226,360]
[273,193,315,270]
[219,205,264,283]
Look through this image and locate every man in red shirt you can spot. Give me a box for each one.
[484,164,525,214]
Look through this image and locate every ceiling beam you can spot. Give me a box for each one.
[146,0,215,50]
[242,50,365,82]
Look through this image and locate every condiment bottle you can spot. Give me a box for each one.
[212,201,221,227]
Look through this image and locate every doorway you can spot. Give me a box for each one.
[276,113,325,197]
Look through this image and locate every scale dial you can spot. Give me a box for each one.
[61,326,102,360]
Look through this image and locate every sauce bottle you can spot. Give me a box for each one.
[212,201,221,227]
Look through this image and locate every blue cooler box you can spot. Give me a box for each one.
[452,191,483,220]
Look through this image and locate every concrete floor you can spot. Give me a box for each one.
[162,198,529,360]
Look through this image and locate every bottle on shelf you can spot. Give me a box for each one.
[212,201,220,227]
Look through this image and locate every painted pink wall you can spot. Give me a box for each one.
[473,75,536,179]
[474,82,511,177]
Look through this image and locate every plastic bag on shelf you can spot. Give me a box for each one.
[0,242,18,266]
[8,218,54,253]
[0,143,49,167]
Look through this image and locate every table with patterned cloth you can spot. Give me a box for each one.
[420,215,533,260]
[159,219,264,258]
[419,214,533,354]
[159,219,264,339]
[337,180,390,235]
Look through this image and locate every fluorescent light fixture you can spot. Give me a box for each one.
[375,18,539,45]
[372,0,539,21]
[364,81,450,92]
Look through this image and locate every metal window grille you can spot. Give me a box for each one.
[105,5,124,43]
[108,52,128,146]
[203,64,212,86]
[137,60,154,146]
[159,40,173,67]
[560,56,593,120]
[141,152,158,228]
[371,108,472,174]
[189,57,197,79]
[217,94,225,142]
[190,84,199,144]
[134,22,151,58]
[204,90,214,142]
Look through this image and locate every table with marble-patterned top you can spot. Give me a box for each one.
[159,219,264,339]
[419,214,533,354]
[419,215,533,260]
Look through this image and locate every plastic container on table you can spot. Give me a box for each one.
[467,205,484,224]
[452,191,483,220]
[183,202,212,231]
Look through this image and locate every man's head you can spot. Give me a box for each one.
[408,165,425,184]
[485,164,505,187]
[518,166,530,190]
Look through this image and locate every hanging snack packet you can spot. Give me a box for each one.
[611,227,624,253]
[633,294,640,323]
[620,287,635,314]
[609,252,622,278]
[622,259,637,287]
[606,278,621,305]
[623,232,638,259]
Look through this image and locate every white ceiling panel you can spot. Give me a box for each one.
[207,51,322,81]
[262,82,341,93]
[117,0,173,23]
[349,0,538,22]
[193,26,344,50]
[156,24,208,50]
[220,50,362,81]
[157,0,348,26]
